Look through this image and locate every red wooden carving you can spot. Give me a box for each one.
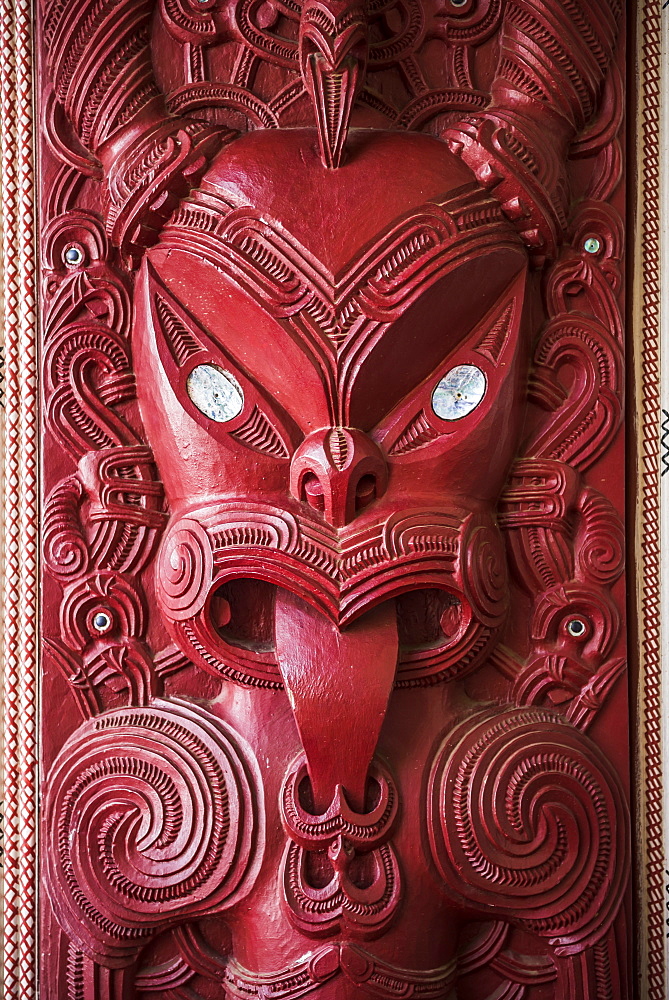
[38,0,630,997]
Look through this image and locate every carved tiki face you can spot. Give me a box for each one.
[38,0,632,990]
[128,124,530,964]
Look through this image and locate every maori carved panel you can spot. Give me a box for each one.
[37,0,630,997]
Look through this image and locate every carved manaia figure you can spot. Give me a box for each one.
[40,0,630,997]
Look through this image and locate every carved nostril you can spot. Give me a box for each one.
[355,473,377,511]
[302,472,325,512]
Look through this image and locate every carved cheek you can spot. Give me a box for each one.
[385,375,526,504]
[379,273,530,505]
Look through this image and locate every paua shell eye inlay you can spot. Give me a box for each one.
[566,617,588,638]
[187,364,244,422]
[432,365,486,421]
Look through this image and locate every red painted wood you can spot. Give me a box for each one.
[37,0,631,996]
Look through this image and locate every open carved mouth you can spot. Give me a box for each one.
[203,579,483,688]
[212,581,466,652]
[156,506,507,688]
[163,571,500,810]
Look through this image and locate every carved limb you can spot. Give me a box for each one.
[444,0,622,261]
[41,0,230,263]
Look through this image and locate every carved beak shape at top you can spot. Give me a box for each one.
[299,0,368,168]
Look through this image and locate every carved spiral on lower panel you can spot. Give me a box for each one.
[428,708,629,954]
[45,699,262,967]
[156,517,213,621]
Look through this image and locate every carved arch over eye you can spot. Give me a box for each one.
[139,261,299,460]
[375,270,527,458]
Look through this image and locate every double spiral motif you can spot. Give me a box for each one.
[45,699,261,967]
[428,708,629,953]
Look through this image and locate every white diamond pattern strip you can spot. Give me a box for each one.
[17,0,37,995]
[639,2,665,999]
[1,0,38,997]
[2,0,22,993]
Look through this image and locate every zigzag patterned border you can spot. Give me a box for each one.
[1,0,38,996]
[635,2,665,998]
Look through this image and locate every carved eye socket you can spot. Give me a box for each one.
[186,364,244,422]
[431,364,486,421]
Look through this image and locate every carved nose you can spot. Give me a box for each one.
[290,427,388,527]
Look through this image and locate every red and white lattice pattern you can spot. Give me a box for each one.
[1,0,38,997]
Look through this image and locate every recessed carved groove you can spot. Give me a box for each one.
[231,406,290,459]
[389,411,439,455]
[156,296,203,365]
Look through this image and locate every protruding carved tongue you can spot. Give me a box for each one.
[274,590,398,813]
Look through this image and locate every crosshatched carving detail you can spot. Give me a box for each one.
[35,0,632,997]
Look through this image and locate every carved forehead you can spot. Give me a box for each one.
[198,128,479,274]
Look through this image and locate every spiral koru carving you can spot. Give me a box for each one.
[575,487,625,587]
[428,708,629,954]
[44,475,89,580]
[44,699,262,967]
[156,517,213,621]
[461,521,508,629]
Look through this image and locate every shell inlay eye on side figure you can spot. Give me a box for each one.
[187,364,245,422]
[432,365,486,421]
